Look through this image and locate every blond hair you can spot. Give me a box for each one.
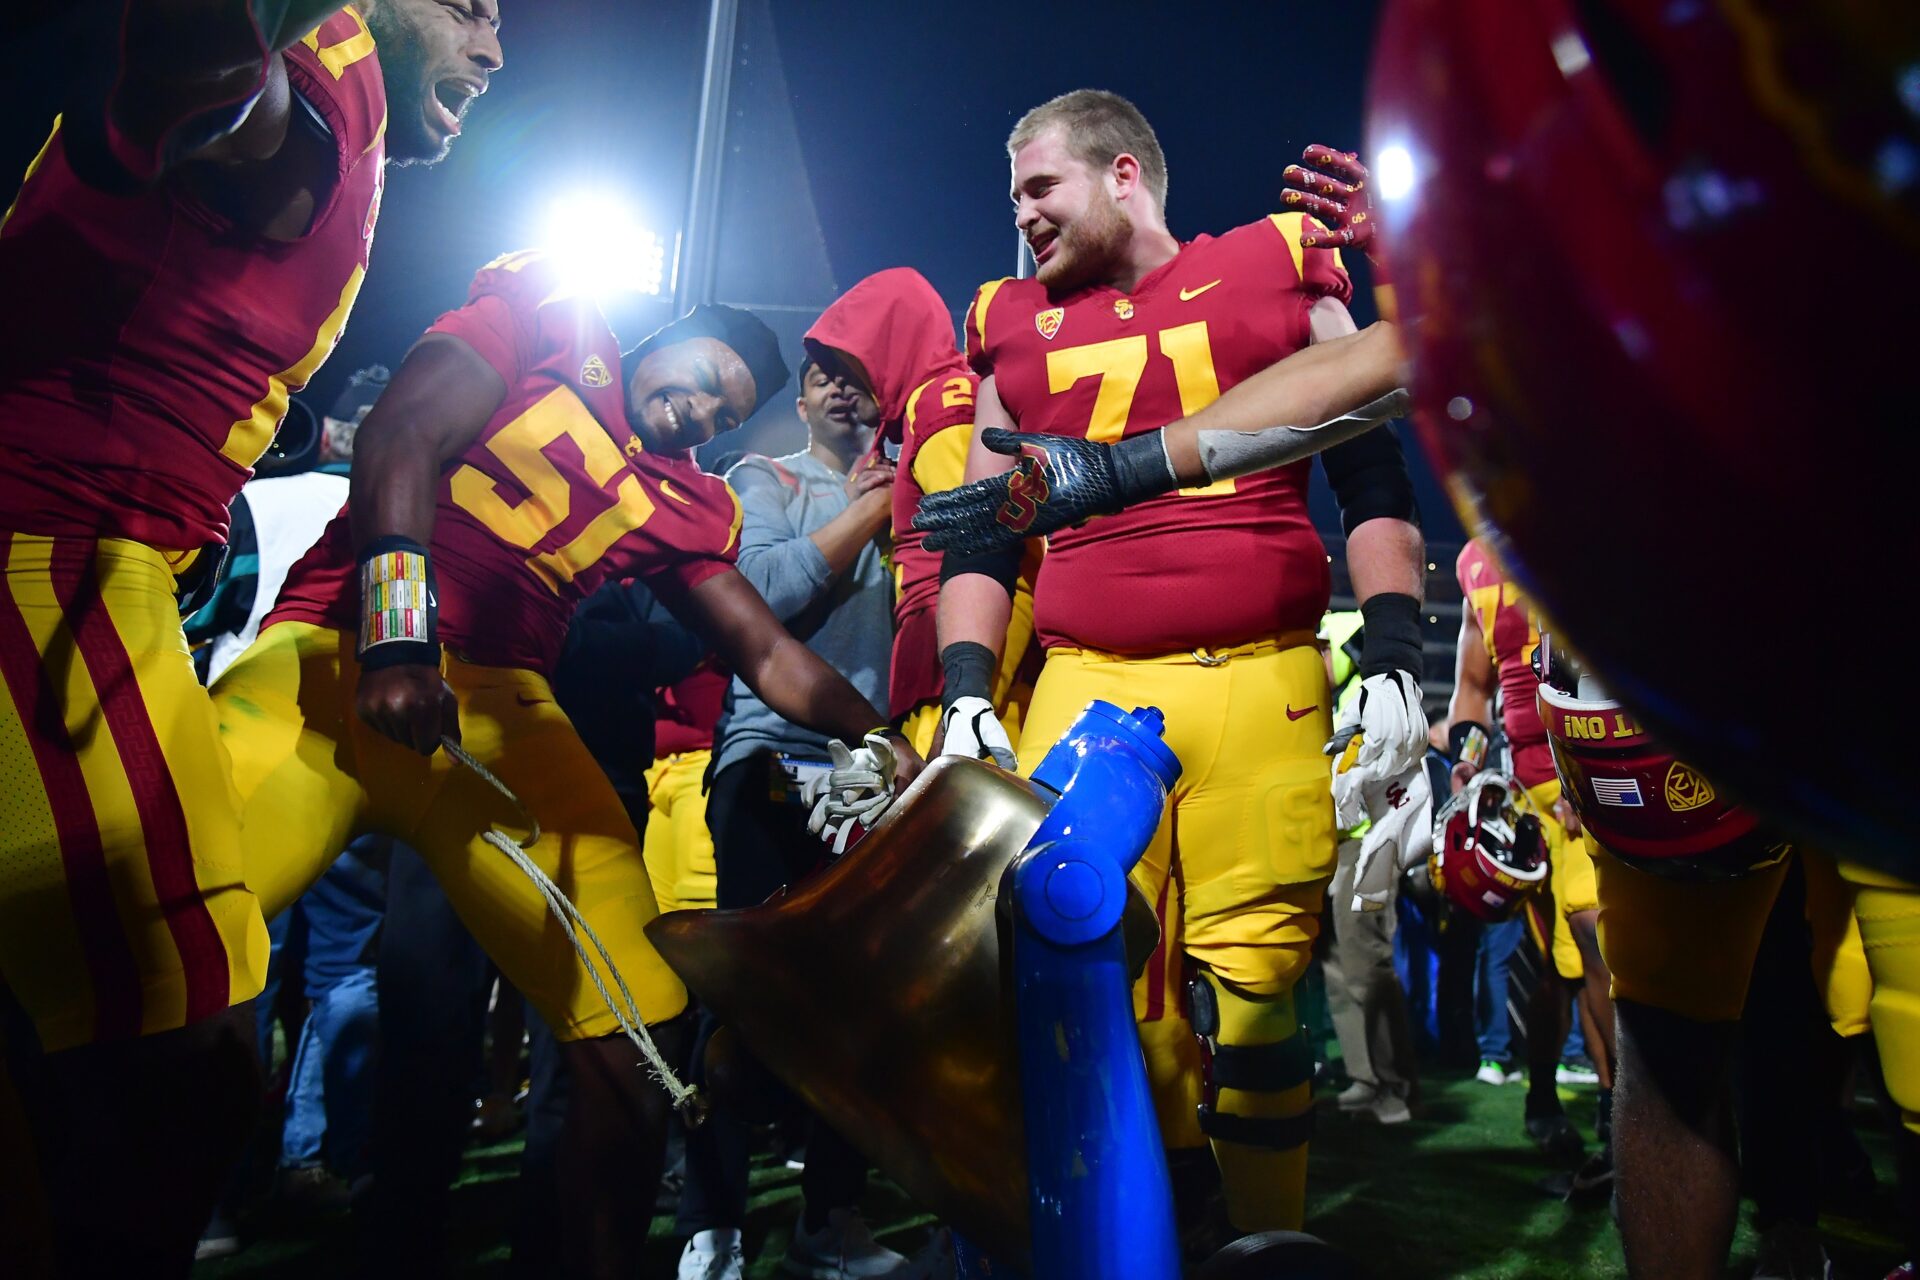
[1007,89,1168,209]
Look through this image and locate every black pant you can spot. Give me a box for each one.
[677,753,868,1235]
[360,845,571,1276]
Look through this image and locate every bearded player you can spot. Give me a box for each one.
[931,91,1426,1238]
[209,249,920,1276]
[803,267,1039,759]
[0,2,500,1269]
[1443,540,1617,1174]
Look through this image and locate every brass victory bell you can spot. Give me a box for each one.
[646,756,1160,1266]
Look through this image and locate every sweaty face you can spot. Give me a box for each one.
[627,337,758,454]
[365,0,503,165]
[1012,126,1132,292]
[802,350,878,446]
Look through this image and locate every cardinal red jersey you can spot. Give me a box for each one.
[804,268,975,715]
[654,664,729,757]
[965,214,1350,654]
[271,250,742,675]
[0,9,387,549]
[1456,540,1554,788]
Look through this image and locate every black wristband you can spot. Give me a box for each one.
[939,541,1022,597]
[357,535,441,671]
[1447,720,1491,765]
[940,641,998,708]
[1358,592,1423,678]
[1110,430,1178,506]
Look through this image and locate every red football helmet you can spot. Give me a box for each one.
[1367,0,1920,878]
[1424,770,1549,922]
[1535,634,1786,880]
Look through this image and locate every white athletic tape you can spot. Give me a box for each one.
[441,736,701,1120]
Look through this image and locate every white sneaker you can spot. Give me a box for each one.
[680,1229,745,1280]
[783,1207,910,1278]
[1556,1059,1601,1086]
[1476,1058,1513,1086]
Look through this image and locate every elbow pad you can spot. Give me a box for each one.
[1320,426,1419,535]
[939,541,1022,599]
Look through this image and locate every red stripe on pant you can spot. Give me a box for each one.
[49,539,229,1026]
[0,539,144,1042]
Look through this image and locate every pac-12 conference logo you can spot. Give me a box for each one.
[580,354,614,388]
[1034,308,1064,340]
[1663,762,1715,812]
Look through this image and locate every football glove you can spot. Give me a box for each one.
[803,732,902,856]
[1330,733,1433,913]
[937,696,1017,771]
[913,427,1176,557]
[1281,145,1379,264]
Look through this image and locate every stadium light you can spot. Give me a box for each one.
[542,193,667,299]
[1376,145,1416,202]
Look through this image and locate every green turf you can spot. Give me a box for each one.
[193,1071,1906,1279]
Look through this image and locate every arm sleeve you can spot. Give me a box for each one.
[1317,422,1420,536]
[727,460,834,622]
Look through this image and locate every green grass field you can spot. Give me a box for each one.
[193,1069,1907,1279]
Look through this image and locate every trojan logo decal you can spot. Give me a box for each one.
[1112,298,1135,321]
[1034,308,1064,340]
[580,354,614,388]
[1664,761,1716,812]
[996,449,1052,532]
[624,435,644,457]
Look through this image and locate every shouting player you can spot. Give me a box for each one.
[932,91,1426,1239]
[0,1,500,1269]
[803,267,1040,759]
[209,249,921,1277]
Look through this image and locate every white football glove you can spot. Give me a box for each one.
[1346,670,1428,786]
[1342,757,1433,914]
[803,732,901,856]
[937,696,1017,771]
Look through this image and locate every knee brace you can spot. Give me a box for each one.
[1189,969,1314,1152]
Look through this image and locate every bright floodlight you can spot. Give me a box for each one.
[1376,145,1416,202]
[543,193,666,298]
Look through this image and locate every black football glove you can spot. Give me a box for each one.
[913,428,1175,556]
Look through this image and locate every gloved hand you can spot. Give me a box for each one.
[1281,145,1380,265]
[803,732,901,856]
[1352,669,1428,782]
[914,427,1176,557]
[1330,731,1433,913]
[937,695,1017,771]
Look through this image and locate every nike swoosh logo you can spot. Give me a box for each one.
[1285,704,1319,721]
[659,479,693,506]
[1179,280,1222,301]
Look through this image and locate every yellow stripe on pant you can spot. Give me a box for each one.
[213,621,686,1038]
[0,533,266,1050]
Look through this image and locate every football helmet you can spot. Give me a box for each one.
[1367,0,1920,875]
[1422,769,1548,922]
[1535,634,1785,880]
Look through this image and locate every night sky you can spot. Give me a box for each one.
[0,0,1458,539]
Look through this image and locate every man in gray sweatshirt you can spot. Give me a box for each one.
[677,355,908,1280]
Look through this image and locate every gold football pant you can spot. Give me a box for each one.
[1014,636,1335,1231]
[642,750,715,915]
[214,622,686,1039]
[1520,778,1598,982]
[1594,848,1903,1130]
[0,534,268,1051]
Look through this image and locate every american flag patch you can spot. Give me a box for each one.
[1592,777,1645,808]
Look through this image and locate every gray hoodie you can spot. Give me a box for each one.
[711,449,891,775]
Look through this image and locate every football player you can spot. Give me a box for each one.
[803,267,1040,760]
[1443,540,1616,1173]
[931,91,1426,1236]
[208,250,922,1276]
[0,2,500,1268]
